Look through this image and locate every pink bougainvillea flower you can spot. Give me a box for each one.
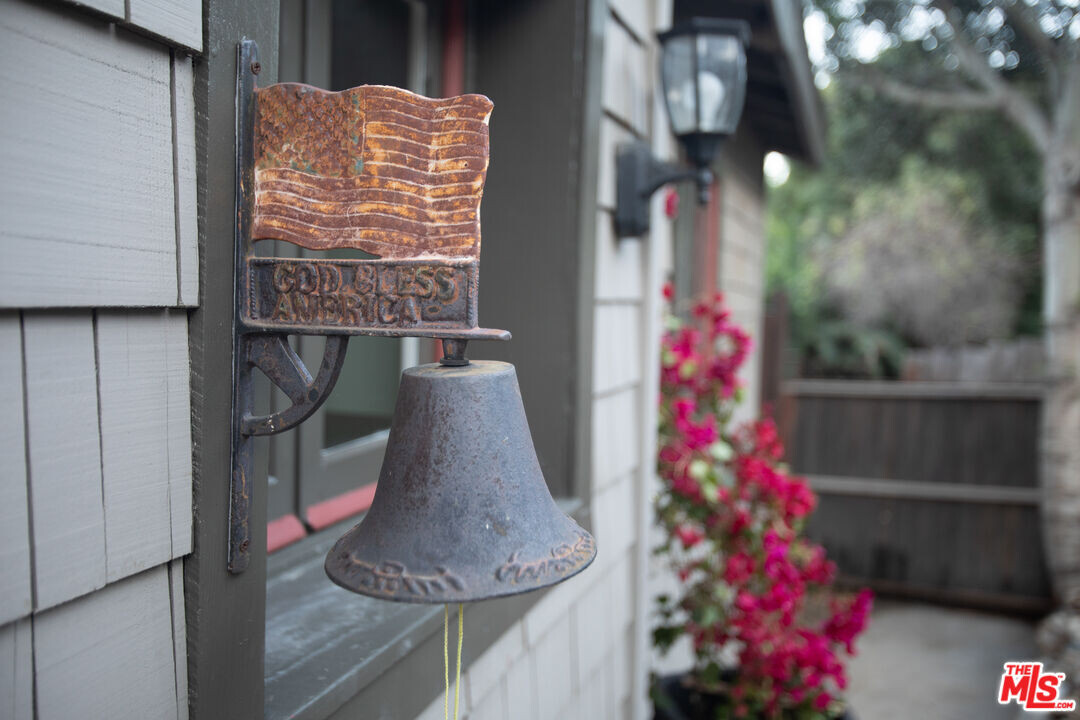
[655,289,871,717]
[675,524,704,549]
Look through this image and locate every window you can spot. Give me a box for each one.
[267,0,440,536]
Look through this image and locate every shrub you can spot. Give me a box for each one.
[654,290,872,719]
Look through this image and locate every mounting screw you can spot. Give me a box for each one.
[250,61,261,75]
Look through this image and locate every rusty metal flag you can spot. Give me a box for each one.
[239,82,505,340]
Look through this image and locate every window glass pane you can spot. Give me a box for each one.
[661,36,696,135]
[317,248,400,448]
[331,0,410,91]
[319,0,414,448]
[696,34,746,134]
[323,336,399,447]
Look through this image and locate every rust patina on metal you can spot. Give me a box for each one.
[241,81,505,340]
[229,41,509,573]
[253,83,491,258]
[324,361,597,603]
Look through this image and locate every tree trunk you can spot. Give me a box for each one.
[1040,143,1080,606]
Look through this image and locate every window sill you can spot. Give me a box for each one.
[265,498,588,720]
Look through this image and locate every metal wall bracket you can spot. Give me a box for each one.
[228,39,509,573]
[229,333,347,573]
[242,335,348,437]
[614,141,713,238]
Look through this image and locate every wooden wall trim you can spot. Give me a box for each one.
[806,474,1042,506]
[184,4,279,718]
[783,379,1046,401]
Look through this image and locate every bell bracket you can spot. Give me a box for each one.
[242,334,349,437]
[228,39,509,573]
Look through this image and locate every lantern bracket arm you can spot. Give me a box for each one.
[614,141,714,238]
[241,334,349,437]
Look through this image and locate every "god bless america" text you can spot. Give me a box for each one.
[246,259,473,330]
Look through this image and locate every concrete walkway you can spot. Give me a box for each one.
[845,600,1041,720]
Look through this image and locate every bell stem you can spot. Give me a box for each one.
[440,339,470,366]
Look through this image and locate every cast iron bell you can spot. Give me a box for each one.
[325,357,596,603]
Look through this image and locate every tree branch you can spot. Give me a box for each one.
[927,0,1053,154]
[1002,1,1062,73]
[852,69,1002,112]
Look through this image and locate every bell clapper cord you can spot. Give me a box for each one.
[443,604,464,720]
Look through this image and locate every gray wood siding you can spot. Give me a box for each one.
[0,315,32,625]
[0,619,33,720]
[0,0,198,308]
[13,310,193,617]
[129,0,202,52]
[0,0,199,717]
[33,566,183,720]
[60,0,202,51]
[173,54,199,307]
[23,312,108,611]
[98,311,193,582]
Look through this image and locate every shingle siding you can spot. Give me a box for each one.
[0,0,197,715]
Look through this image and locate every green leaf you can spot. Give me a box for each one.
[694,604,720,628]
[701,661,722,686]
[652,625,683,652]
[701,482,719,503]
[709,440,734,462]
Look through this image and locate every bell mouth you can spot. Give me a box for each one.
[325,518,596,605]
[324,360,597,604]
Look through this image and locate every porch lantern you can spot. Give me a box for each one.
[614,18,751,237]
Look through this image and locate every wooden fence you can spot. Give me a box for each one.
[779,380,1051,613]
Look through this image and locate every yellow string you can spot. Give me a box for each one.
[442,604,465,720]
[454,604,463,720]
[443,605,449,720]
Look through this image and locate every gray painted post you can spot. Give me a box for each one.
[184,4,279,718]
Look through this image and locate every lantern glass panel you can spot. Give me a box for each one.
[695,33,746,134]
[661,35,696,135]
